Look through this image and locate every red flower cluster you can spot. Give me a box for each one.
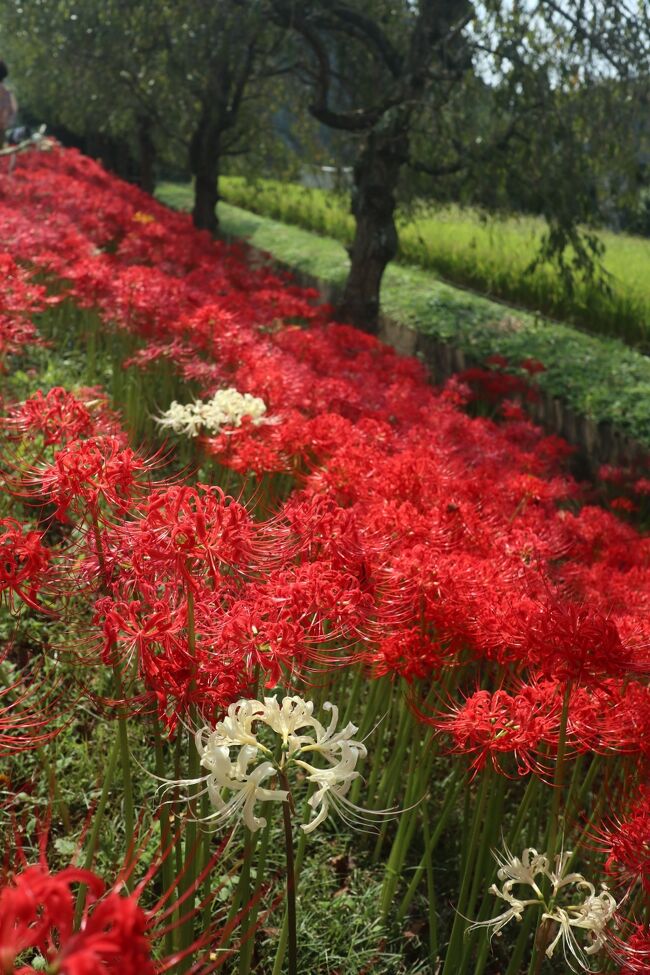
[0,864,154,974]
[0,253,53,369]
[1,145,649,969]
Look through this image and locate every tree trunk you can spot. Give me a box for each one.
[339,130,407,334]
[189,117,221,234]
[137,116,156,196]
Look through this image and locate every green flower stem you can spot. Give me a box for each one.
[172,727,185,927]
[459,776,505,972]
[423,813,439,968]
[74,731,121,926]
[372,697,418,861]
[358,676,391,739]
[545,682,573,883]
[220,667,263,962]
[562,786,608,878]
[506,773,542,849]
[238,814,273,975]
[567,753,601,823]
[178,582,201,971]
[471,772,544,972]
[279,770,298,975]
[502,909,537,975]
[627,884,646,922]
[353,681,393,807]
[379,729,431,913]
[524,683,573,975]
[200,793,215,935]
[441,768,492,975]
[341,662,364,727]
[458,781,472,890]
[272,794,310,975]
[37,744,72,834]
[373,732,413,861]
[223,828,258,952]
[529,918,555,975]
[396,767,466,923]
[112,661,135,864]
[153,715,175,958]
[90,512,135,856]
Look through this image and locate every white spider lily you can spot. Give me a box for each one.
[493,846,548,897]
[168,695,398,835]
[156,400,206,438]
[294,702,368,765]
[156,388,267,438]
[295,740,363,834]
[543,886,617,961]
[262,695,323,747]
[469,883,540,938]
[470,847,618,971]
[202,759,288,833]
[206,699,268,750]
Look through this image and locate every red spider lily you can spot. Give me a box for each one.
[368,627,450,682]
[216,597,307,687]
[269,492,381,576]
[0,659,63,754]
[0,387,115,447]
[1,812,278,975]
[567,680,650,755]
[115,484,256,584]
[0,518,51,613]
[521,357,546,375]
[613,924,650,974]
[456,366,537,404]
[611,497,639,513]
[518,600,638,683]
[91,589,248,727]
[0,315,46,366]
[597,788,650,894]
[0,864,103,969]
[0,251,53,367]
[431,681,563,777]
[30,436,153,521]
[0,864,154,975]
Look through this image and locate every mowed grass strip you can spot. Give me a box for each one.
[210,176,650,349]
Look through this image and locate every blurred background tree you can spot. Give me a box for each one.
[0,0,298,229]
[1,0,648,327]
[267,0,649,328]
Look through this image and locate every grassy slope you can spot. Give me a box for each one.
[156,183,650,449]
[215,177,650,349]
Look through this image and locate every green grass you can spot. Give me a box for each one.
[156,183,650,450]
[194,176,650,349]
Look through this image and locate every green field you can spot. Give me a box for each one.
[213,176,650,348]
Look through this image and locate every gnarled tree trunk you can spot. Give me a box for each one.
[137,116,156,196]
[339,128,408,334]
[189,115,221,234]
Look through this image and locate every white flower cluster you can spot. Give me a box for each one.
[471,846,618,971]
[156,388,267,438]
[178,696,379,834]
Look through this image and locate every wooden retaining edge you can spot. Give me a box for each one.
[242,239,648,478]
[383,319,647,479]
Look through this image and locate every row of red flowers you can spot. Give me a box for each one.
[0,145,648,971]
